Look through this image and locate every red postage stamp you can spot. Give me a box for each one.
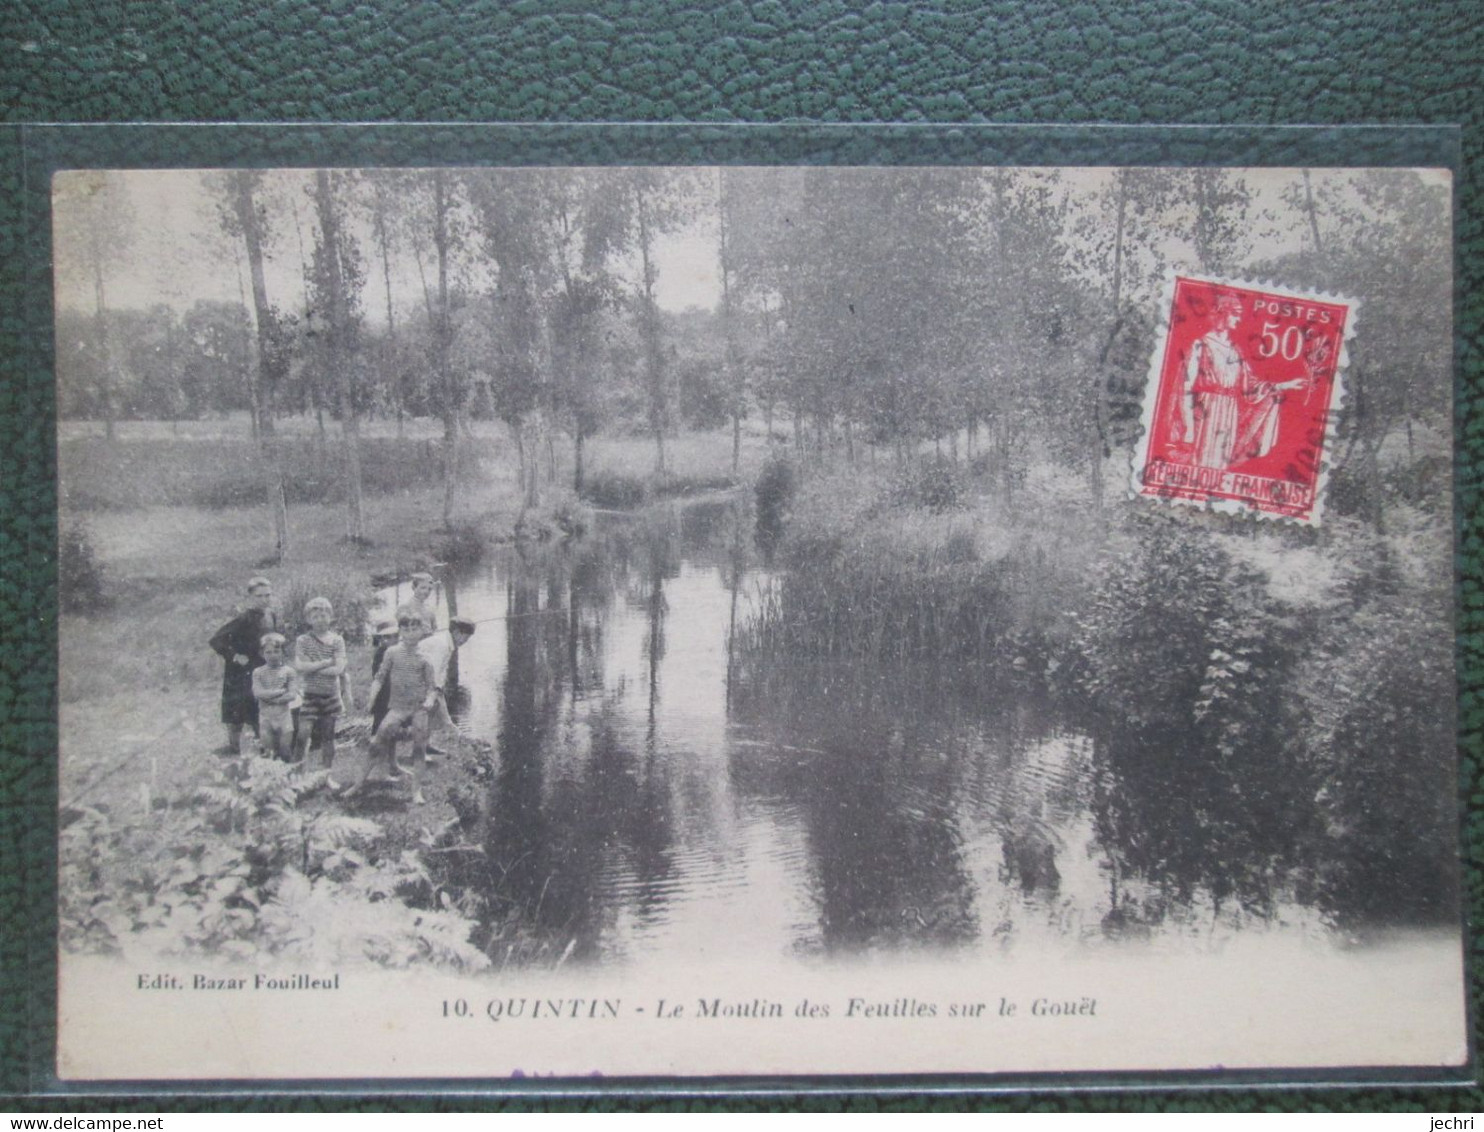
[1131,275,1355,523]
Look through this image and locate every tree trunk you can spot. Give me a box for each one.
[998,415,1013,505]
[343,415,365,541]
[1303,169,1325,257]
[442,420,459,527]
[634,180,668,479]
[314,170,364,543]
[573,425,586,494]
[515,425,529,510]
[1089,177,1129,510]
[432,172,460,529]
[231,172,289,563]
[88,217,118,442]
[526,419,542,509]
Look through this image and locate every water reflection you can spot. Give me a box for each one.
[409,498,1354,969]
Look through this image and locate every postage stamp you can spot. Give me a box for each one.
[1131,275,1355,523]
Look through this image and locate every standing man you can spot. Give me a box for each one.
[417,616,475,759]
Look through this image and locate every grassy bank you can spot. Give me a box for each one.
[60,432,483,512]
[579,427,774,507]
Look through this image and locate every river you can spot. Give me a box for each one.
[378,497,1345,969]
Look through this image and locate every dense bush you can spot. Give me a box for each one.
[59,523,108,613]
[277,573,375,644]
[753,453,796,556]
[579,470,647,510]
[1071,516,1319,914]
[436,520,488,568]
[1293,519,1459,926]
[891,456,967,513]
[653,470,738,498]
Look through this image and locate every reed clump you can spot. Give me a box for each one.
[741,465,1091,669]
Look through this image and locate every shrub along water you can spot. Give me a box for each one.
[1068,514,1321,919]
[753,453,796,557]
[578,469,647,510]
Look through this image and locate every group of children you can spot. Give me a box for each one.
[209,572,476,806]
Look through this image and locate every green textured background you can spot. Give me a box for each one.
[2,0,1481,1113]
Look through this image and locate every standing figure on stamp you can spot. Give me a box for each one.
[1180,293,1306,470]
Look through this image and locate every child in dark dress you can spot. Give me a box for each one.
[209,576,279,755]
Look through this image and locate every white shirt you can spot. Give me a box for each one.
[416,631,456,690]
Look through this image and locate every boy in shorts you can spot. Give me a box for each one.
[345,607,437,805]
[293,596,348,784]
[251,632,299,761]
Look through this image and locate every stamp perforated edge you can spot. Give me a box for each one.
[1126,269,1359,526]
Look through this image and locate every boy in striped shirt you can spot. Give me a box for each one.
[293,596,348,783]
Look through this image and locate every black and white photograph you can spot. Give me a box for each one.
[53,161,1464,1083]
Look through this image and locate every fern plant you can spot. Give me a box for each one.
[59,752,488,973]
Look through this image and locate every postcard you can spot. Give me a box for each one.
[47,156,1465,1087]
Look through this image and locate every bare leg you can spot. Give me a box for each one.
[226,724,243,756]
[342,727,382,797]
[306,716,335,775]
[267,721,292,762]
[407,714,429,805]
[323,725,341,790]
[345,718,399,796]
